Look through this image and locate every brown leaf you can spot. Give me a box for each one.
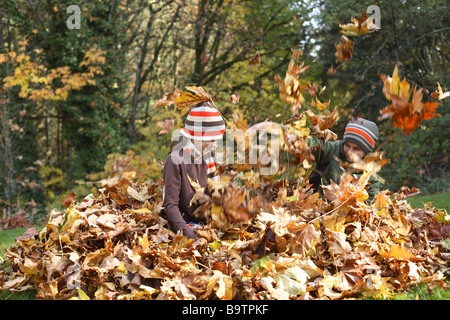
[339,9,379,36]
[174,86,212,111]
[335,36,354,62]
[291,48,303,60]
[200,52,211,64]
[153,91,179,109]
[62,192,77,207]
[327,66,337,76]
[228,91,240,104]
[157,119,175,135]
[431,82,450,100]
[248,54,261,65]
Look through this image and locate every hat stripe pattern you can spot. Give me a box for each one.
[180,104,225,141]
[343,122,378,153]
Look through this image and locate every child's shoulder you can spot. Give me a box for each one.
[320,139,343,153]
[164,149,187,167]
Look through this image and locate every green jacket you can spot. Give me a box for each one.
[310,139,381,203]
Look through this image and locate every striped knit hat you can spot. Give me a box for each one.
[180,102,225,141]
[343,118,379,154]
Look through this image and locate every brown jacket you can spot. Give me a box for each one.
[163,148,213,239]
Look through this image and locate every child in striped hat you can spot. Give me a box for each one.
[163,102,225,239]
[308,118,382,202]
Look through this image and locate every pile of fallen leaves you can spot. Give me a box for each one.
[0,165,448,300]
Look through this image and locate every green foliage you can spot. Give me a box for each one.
[379,103,449,194]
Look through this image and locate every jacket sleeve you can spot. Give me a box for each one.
[366,175,382,203]
[310,137,333,165]
[163,156,197,239]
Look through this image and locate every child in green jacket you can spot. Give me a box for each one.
[309,118,382,202]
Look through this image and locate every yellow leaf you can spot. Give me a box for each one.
[339,9,379,36]
[174,87,211,110]
[77,288,91,300]
[139,233,150,253]
[379,245,418,261]
[311,97,331,111]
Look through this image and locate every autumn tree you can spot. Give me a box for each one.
[2,0,131,178]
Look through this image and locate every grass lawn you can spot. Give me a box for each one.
[0,193,448,300]
[407,192,449,210]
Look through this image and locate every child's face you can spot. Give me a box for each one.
[343,142,365,163]
[194,139,217,153]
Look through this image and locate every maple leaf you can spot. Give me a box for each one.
[202,270,235,300]
[339,152,389,183]
[340,9,379,36]
[62,192,77,207]
[274,59,310,114]
[306,108,339,142]
[153,91,180,109]
[200,52,211,64]
[175,86,212,112]
[379,65,441,134]
[310,97,331,111]
[248,54,261,65]
[154,87,213,116]
[431,82,450,100]
[291,48,303,60]
[157,119,175,135]
[379,245,420,262]
[228,91,240,104]
[327,66,337,76]
[326,230,352,256]
[335,36,354,62]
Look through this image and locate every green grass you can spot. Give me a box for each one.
[406,192,449,210]
[0,227,38,300]
[0,227,29,258]
[386,283,450,300]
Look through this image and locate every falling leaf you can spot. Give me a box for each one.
[340,9,379,36]
[248,54,261,65]
[175,86,212,110]
[335,36,354,62]
[229,91,240,104]
[274,60,311,114]
[379,65,441,134]
[291,48,303,60]
[62,192,77,207]
[327,66,337,76]
[306,107,339,142]
[311,97,331,111]
[157,119,175,135]
[200,52,211,64]
[154,91,179,109]
[431,82,450,100]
